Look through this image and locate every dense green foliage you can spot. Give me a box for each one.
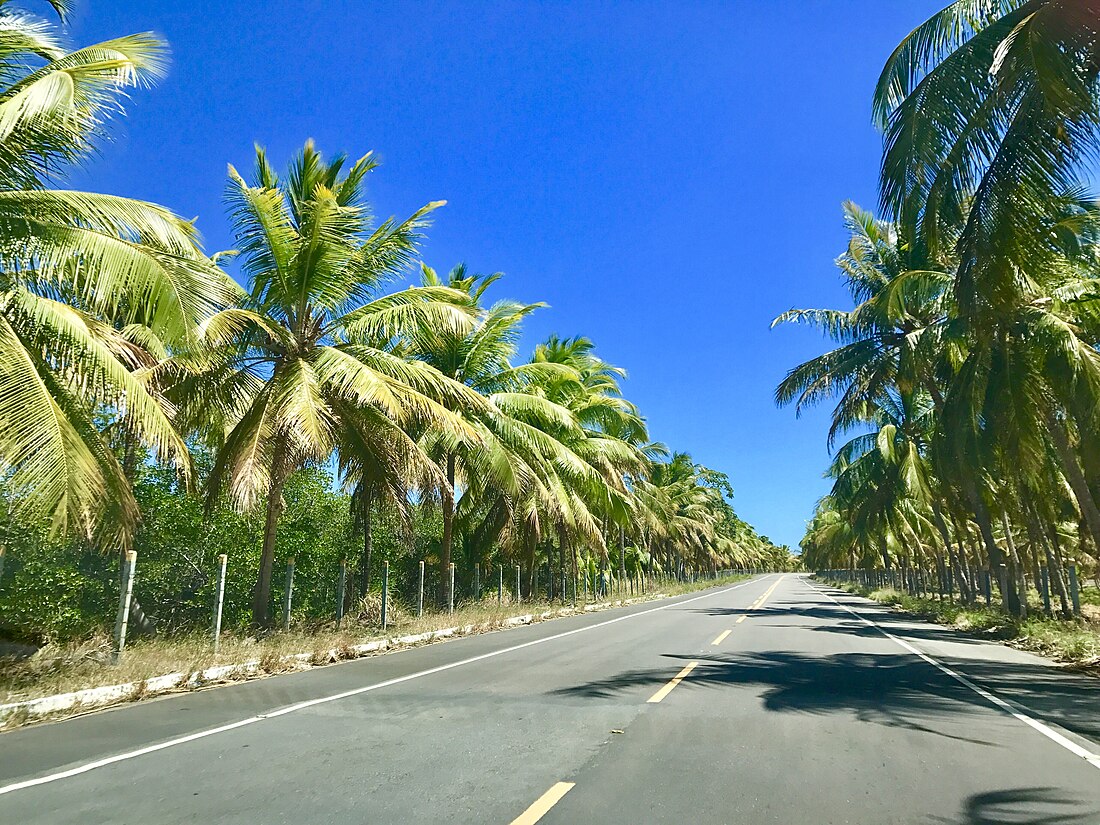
[0,3,789,642]
[778,1,1100,619]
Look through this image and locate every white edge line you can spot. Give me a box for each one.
[0,576,772,796]
[0,601,661,722]
[810,581,1100,771]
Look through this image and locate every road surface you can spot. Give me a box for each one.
[2,574,1099,824]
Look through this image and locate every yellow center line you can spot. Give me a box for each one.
[756,576,784,606]
[509,782,576,825]
[646,661,699,703]
[733,575,785,626]
[711,629,732,646]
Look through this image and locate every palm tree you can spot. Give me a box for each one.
[635,452,760,580]
[408,263,544,606]
[529,336,653,587]
[177,143,482,626]
[777,196,1100,615]
[875,1,1100,298]
[0,4,232,547]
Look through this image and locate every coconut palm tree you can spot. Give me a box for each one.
[875,1,1100,291]
[525,335,651,583]
[778,192,1100,615]
[176,143,482,626]
[408,263,546,606]
[0,3,233,547]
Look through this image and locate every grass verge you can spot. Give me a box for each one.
[820,577,1100,672]
[0,574,750,726]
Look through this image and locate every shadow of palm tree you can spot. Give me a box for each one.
[928,787,1098,824]
[550,649,1100,745]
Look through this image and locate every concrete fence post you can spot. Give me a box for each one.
[382,561,389,631]
[417,560,425,618]
[448,563,455,614]
[498,565,503,606]
[213,553,227,654]
[1068,562,1081,617]
[112,550,138,663]
[335,559,347,628]
[474,562,480,602]
[515,565,521,604]
[996,565,1009,612]
[283,557,295,631]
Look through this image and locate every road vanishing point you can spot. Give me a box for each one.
[2,574,1099,824]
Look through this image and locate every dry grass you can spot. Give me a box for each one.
[0,574,749,716]
[822,578,1100,672]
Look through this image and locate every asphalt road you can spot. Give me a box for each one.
[2,574,1099,824]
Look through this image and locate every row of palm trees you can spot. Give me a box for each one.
[0,4,787,627]
[777,1,1100,618]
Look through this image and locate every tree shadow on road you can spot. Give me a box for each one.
[549,649,1100,745]
[926,787,1099,824]
[686,603,993,647]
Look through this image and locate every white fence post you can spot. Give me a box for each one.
[336,559,347,628]
[382,561,390,630]
[417,560,424,618]
[283,557,295,630]
[112,551,137,663]
[448,563,455,614]
[213,553,227,653]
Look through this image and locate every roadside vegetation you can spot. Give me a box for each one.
[776,2,1100,637]
[820,575,1100,670]
[0,572,750,714]
[0,0,794,691]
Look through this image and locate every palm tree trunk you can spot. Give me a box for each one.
[252,441,288,627]
[1044,408,1100,552]
[901,519,925,569]
[1019,482,1069,615]
[1079,516,1097,569]
[960,471,1022,616]
[879,543,893,570]
[1047,523,1072,617]
[441,453,456,608]
[359,486,374,596]
[999,508,1028,620]
[954,514,981,568]
[932,502,971,602]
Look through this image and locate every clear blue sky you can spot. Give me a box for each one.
[65,1,943,549]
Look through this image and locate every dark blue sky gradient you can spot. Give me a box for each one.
[65,1,944,547]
